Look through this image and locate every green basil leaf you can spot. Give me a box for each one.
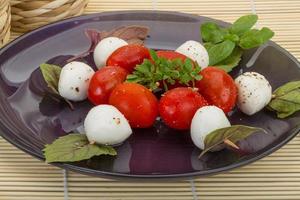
[40,63,62,94]
[199,125,265,158]
[224,34,240,43]
[201,22,225,44]
[215,47,243,72]
[204,42,214,51]
[43,134,117,163]
[241,28,259,37]
[230,14,258,36]
[40,63,74,109]
[268,81,300,118]
[239,27,274,49]
[208,40,236,65]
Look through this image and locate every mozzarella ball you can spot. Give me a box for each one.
[58,61,94,101]
[175,40,209,68]
[191,106,231,150]
[84,105,132,145]
[93,37,128,68]
[235,72,272,115]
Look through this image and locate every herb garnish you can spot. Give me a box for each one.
[126,50,202,91]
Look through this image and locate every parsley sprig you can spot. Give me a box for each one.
[126,50,202,91]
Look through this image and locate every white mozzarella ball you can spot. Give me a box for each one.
[235,72,272,115]
[93,37,128,68]
[84,105,132,145]
[58,61,94,101]
[175,40,209,68]
[190,106,231,150]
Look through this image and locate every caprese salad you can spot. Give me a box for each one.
[42,15,300,163]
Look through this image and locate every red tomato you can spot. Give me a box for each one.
[88,66,128,105]
[196,67,237,113]
[156,50,187,62]
[106,44,150,72]
[109,83,159,128]
[159,87,208,130]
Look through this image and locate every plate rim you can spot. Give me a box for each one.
[0,10,300,179]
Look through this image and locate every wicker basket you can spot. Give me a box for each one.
[0,0,11,47]
[10,0,89,32]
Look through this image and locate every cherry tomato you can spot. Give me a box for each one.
[109,83,159,128]
[159,87,208,130]
[88,66,128,105]
[196,67,237,113]
[156,50,187,62]
[106,44,150,72]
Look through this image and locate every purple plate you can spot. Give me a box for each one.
[0,11,300,179]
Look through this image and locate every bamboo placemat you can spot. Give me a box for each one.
[2,0,300,199]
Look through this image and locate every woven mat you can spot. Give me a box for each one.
[2,0,300,199]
